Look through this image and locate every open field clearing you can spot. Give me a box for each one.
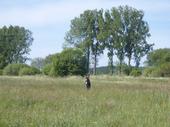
[0,76,170,127]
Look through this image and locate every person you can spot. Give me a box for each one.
[85,74,91,89]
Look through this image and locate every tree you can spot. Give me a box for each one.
[103,10,115,74]
[146,48,170,66]
[64,6,153,75]
[134,42,153,67]
[31,57,45,70]
[117,6,153,67]
[65,9,105,75]
[111,7,126,74]
[90,9,105,75]
[64,10,93,73]
[0,25,33,69]
[106,6,153,73]
[103,8,123,74]
[51,48,87,76]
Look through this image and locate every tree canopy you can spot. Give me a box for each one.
[146,48,170,66]
[0,25,33,69]
[43,48,87,76]
[65,5,153,75]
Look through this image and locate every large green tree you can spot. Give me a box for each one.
[106,6,153,73]
[0,25,33,69]
[103,8,124,74]
[111,6,153,68]
[111,7,126,74]
[64,10,93,73]
[90,9,105,75]
[65,9,105,75]
[64,6,153,75]
[51,48,87,76]
[120,6,153,67]
[146,48,170,66]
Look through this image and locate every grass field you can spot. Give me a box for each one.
[0,75,170,127]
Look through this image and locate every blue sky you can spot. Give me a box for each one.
[0,0,170,66]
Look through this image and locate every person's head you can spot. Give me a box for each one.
[85,74,90,79]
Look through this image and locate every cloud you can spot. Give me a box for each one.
[0,0,169,28]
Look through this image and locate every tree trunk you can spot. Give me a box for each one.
[135,57,140,68]
[119,60,122,75]
[93,53,97,75]
[87,46,90,74]
[110,48,114,75]
[110,56,113,75]
[128,55,131,67]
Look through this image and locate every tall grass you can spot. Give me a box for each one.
[0,75,170,127]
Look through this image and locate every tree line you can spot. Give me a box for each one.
[64,5,154,75]
[4,5,170,77]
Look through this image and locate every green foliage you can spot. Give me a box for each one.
[0,25,33,69]
[0,76,170,126]
[42,64,52,75]
[65,6,153,73]
[122,65,132,76]
[2,64,40,76]
[65,10,105,74]
[146,48,170,66]
[44,53,59,65]
[31,57,45,70]
[0,69,2,75]
[42,48,87,77]
[130,69,142,77]
[52,48,87,76]
[143,63,170,77]
[144,48,170,77]
[19,67,41,76]
[115,63,132,75]
[143,67,155,77]
[151,63,170,77]
[3,64,29,76]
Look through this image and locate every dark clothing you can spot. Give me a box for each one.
[85,78,91,89]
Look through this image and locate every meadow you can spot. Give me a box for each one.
[0,75,170,127]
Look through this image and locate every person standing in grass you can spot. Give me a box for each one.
[85,74,91,90]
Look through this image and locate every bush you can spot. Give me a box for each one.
[115,63,132,75]
[151,63,170,77]
[0,69,3,75]
[3,64,29,76]
[19,67,41,76]
[130,69,142,77]
[42,64,52,75]
[51,48,87,77]
[122,65,132,75]
[143,67,155,77]
[143,63,170,77]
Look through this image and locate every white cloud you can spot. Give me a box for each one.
[0,0,169,27]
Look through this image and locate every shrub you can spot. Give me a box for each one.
[19,67,41,76]
[115,63,132,75]
[130,69,142,77]
[143,67,155,77]
[122,65,132,75]
[151,63,170,77]
[3,64,29,76]
[0,69,3,75]
[51,48,87,77]
[160,63,170,77]
[42,64,52,75]
[143,63,170,77]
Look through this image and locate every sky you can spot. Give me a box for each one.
[0,0,170,66]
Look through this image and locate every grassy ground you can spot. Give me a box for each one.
[0,75,170,127]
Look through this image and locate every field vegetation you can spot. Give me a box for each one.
[0,76,170,127]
